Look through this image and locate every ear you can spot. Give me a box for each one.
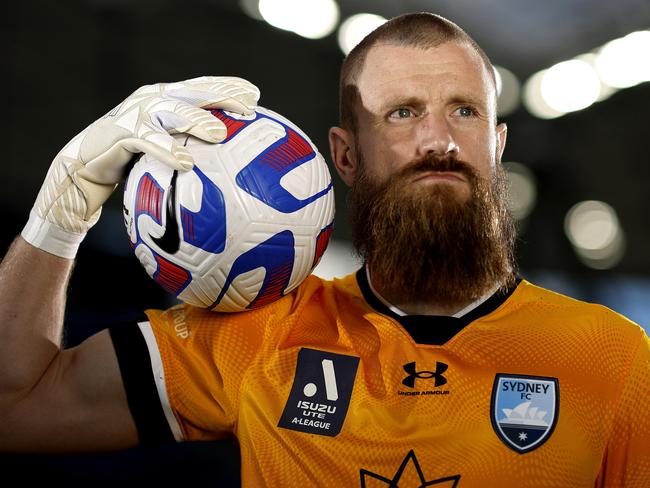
[328,126,357,187]
[495,122,508,162]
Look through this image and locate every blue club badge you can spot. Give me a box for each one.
[491,374,559,453]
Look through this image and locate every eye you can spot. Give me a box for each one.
[389,108,414,119]
[456,106,478,118]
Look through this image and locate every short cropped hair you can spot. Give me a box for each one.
[339,12,497,132]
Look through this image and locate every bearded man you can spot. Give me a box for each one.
[0,12,648,488]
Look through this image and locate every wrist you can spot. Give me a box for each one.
[21,210,86,260]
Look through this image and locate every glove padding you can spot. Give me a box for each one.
[22,76,260,259]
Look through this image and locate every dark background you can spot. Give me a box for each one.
[1,0,649,484]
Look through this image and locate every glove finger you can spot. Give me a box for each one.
[199,94,258,114]
[72,178,116,220]
[78,135,193,189]
[124,136,195,170]
[165,76,260,115]
[151,104,227,143]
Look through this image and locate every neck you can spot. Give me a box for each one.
[367,266,498,316]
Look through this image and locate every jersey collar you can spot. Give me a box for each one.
[355,265,521,345]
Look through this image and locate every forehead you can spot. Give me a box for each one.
[355,42,495,110]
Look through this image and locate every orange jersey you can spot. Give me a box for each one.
[110,268,650,487]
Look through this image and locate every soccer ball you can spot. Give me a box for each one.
[122,106,335,311]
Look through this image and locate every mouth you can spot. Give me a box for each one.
[411,171,467,184]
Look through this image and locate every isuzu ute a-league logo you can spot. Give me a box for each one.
[491,374,559,453]
[278,348,359,436]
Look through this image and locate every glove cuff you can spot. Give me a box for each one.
[21,210,86,259]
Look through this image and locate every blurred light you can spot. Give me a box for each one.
[574,53,618,102]
[312,240,361,279]
[503,162,537,220]
[540,60,601,113]
[494,66,502,95]
[595,30,650,88]
[239,0,264,21]
[494,65,521,116]
[258,0,340,39]
[564,200,625,269]
[523,29,650,119]
[337,13,387,54]
[522,70,564,119]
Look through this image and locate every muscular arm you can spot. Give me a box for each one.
[0,77,259,452]
[0,236,138,451]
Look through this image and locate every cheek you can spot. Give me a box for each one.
[356,136,403,180]
[380,136,422,175]
[458,132,497,177]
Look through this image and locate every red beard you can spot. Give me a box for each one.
[349,152,517,308]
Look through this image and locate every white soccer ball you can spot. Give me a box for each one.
[123,106,335,311]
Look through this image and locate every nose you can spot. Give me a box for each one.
[416,112,459,157]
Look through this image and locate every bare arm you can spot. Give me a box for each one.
[0,77,259,452]
[0,236,138,451]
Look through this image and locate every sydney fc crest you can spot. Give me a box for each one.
[490,374,559,453]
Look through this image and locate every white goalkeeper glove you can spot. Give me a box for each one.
[22,76,259,259]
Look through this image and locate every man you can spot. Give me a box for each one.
[1,12,648,487]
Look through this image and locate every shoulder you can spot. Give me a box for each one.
[511,279,647,347]
[143,271,363,350]
[148,272,356,318]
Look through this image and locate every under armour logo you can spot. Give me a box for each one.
[402,361,448,388]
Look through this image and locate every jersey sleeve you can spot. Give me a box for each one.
[108,322,176,445]
[109,277,325,447]
[139,303,272,443]
[108,307,248,444]
[597,330,650,487]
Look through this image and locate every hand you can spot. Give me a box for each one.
[22,76,260,259]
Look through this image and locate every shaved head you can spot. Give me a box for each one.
[339,12,497,133]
